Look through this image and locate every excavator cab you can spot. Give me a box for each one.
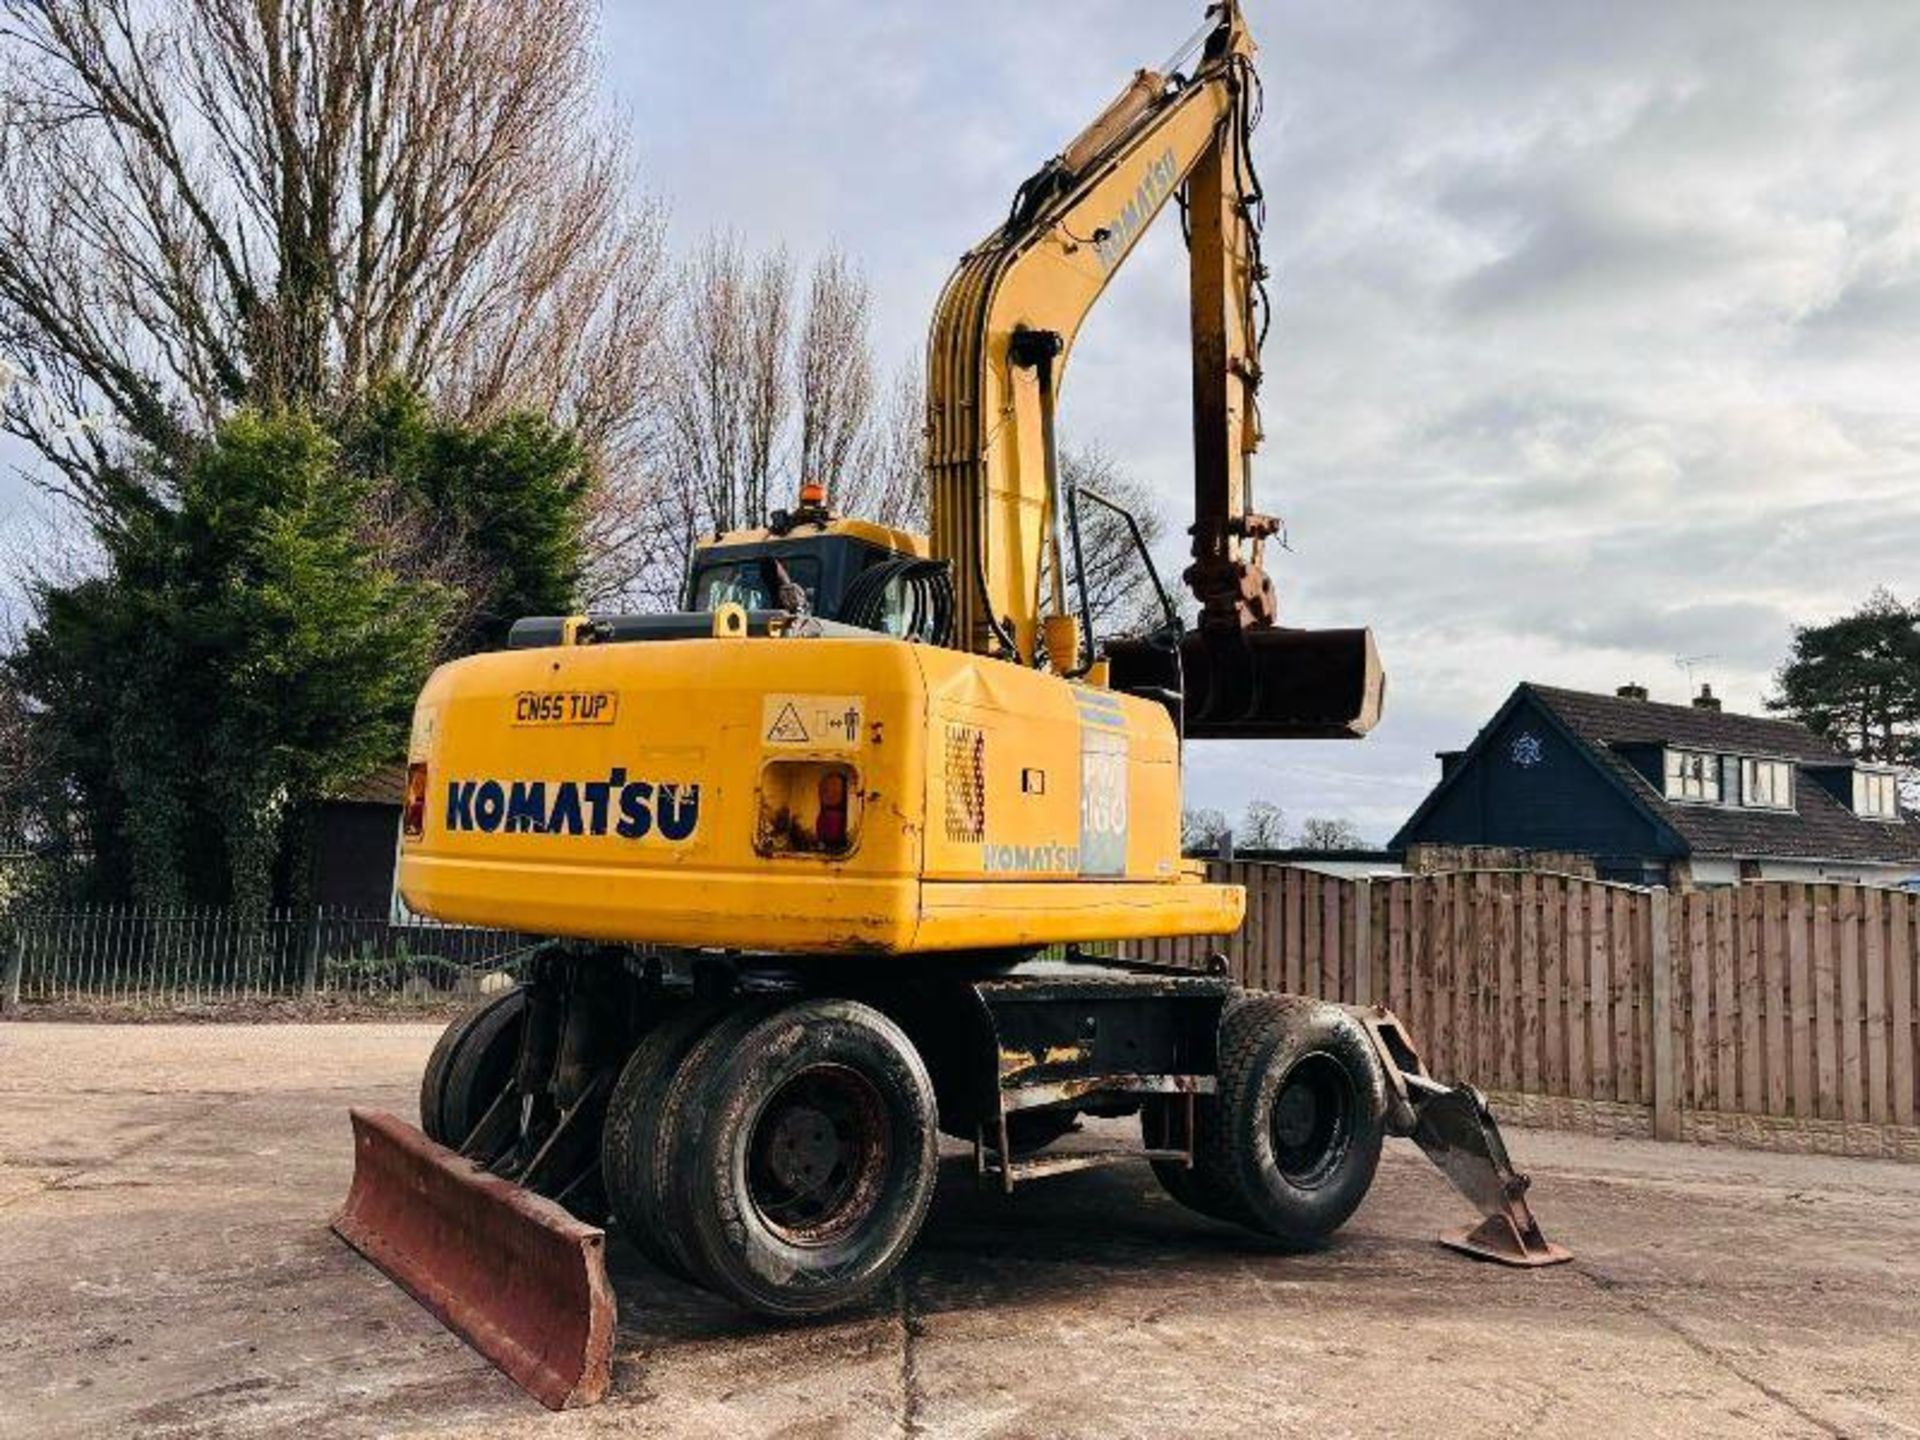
[683,488,952,642]
[688,531,903,628]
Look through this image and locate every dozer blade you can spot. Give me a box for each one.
[332,1108,615,1409]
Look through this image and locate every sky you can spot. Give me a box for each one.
[590,0,1920,843]
[6,1,1919,845]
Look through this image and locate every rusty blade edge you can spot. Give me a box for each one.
[332,1108,615,1410]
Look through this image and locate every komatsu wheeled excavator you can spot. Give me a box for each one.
[334,2,1567,1410]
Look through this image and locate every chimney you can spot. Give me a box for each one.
[1616,682,1649,701]
[1693,684,1721,712]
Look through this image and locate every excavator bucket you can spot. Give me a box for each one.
[1350,1007,1572,1268]
[332,1109,615,1409]
[1105,626,1385,740]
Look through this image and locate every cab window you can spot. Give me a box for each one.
[691,555,820,612]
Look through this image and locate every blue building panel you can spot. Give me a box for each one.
[1400,695,1669,860]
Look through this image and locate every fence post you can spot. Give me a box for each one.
[1351,878,1373,1008]
[303,906,323,997]
[1649,886,1679,1141]
[1,918,21,1015]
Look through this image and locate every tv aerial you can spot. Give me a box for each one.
[1673,654,1718,689]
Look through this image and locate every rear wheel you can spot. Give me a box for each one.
[419,985,526,1154]
[600,1001,725,1277]
[668,999,940,1317]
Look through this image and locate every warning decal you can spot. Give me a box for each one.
[762,694,864,750]
[766,703,809,743]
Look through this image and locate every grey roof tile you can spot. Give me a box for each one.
[1526,685,1920,864]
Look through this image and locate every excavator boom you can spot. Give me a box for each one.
[926,1,1383,738]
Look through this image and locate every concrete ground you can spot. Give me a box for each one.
[2,1024,1918,1439]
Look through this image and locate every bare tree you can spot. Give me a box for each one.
[842,361,926,532]
[634,243,1177,630]
[1294,816,1367,851]
[1180,807,1227,852]
[1060,443,1170,637]
[660,235,792,549]
[639,237,933,605]
[0,0,666,528]
[1239,800,1287,849]
[796,250,873,498]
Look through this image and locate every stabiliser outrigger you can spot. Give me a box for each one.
[334,0,1567,1411]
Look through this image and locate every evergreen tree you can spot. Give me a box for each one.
[7,410,455,910]
[344,384,590,652]
[1768,590,1920,766]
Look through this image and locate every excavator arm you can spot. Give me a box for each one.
[927,2,1384,737]
[928,6,1252,662]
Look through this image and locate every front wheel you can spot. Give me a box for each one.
[1203,996,1387,1246]
[668,998,940,1317]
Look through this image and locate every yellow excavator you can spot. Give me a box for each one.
[334,1,1566,1411]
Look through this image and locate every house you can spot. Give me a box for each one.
[1390,681,1920,888]
[310,764,406,913]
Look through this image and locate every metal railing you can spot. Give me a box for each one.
[0,905,539,1010]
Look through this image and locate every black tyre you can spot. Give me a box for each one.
[600,1001,726,1277]
[644,1004,782,1282]
[1205,996,1386,1246]
[1145,1100,1250,1224]
[1144,989,1254,1223]
[668,999,940,1317]
[419,985,526,1150]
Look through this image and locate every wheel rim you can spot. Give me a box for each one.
[746,1063,893,1247]
[1268,1053,1355,1188]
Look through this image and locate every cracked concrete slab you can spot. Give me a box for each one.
[2,1021,1917,1438]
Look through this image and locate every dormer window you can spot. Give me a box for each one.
[1739,758,1793,810]
[1855,769,1900,820]
[1664,749,1721,802]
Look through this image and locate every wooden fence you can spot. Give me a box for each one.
[1133,864,1920,1159]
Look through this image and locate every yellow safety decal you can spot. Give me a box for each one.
[761,694,865,750]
